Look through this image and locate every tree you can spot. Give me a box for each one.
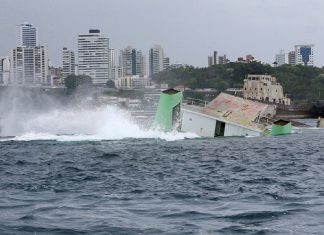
[152,62,324,103]
[106,79,116,88]
[64,74,93,91]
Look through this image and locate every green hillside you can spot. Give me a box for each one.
[152,62,324,103]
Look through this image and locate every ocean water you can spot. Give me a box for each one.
[0,106,324,234]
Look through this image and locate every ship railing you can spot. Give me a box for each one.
[183,97,208,107]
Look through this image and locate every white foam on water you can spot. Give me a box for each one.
[0,105,198,142]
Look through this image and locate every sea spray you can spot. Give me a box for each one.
[1,105,198,141]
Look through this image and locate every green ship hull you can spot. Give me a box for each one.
[270,120,292,136]
[153,89,183,131]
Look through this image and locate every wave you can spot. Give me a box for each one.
[0,105,198,142]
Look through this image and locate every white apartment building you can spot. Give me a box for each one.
[62,47,75,80]
[110,66,122,80]
[11,46,49,85]
[0,57,10,85]
[109,49,115,68]
[275,50,286,66]
[16,22,38,47]
[119,46,145,77]
[295,44,314,66]
[78,29,110,85]
[116,75,151,89]
[288,51,296,65]
[149,45,165,77]
[163,57,170,70]
[243,74,290,105]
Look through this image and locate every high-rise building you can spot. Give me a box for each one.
[288,51,296,65]
[218,55,228,65]
[246,54,254,63]
[295,44,314,66]
[208,51,228,66]
[149,45,165,77]
[16,22,38,47]
[78,29,110,84]
[11,23,49,86]
[110,66,122,80]
[213,51,218,65]
[208,56,213,67]
[62,47,75,80]
[120,46,145,77]
[109,49,115,79]
[109,49,115,68]
[0,57,11,85]
[208,51,218,66]
[275,50,286,67]
[11,46,48,85]
[163,57,170,70]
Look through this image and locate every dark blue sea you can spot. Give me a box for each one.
[1,126,324,234]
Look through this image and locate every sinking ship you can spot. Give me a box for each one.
[153,89,292,137]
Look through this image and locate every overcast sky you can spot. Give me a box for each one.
[0,0,323,67]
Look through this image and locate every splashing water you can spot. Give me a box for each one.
[0,105,198,141]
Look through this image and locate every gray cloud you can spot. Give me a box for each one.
[0,0,323,67]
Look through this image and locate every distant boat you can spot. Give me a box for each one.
[271,119,292,136]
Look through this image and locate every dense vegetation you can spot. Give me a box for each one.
[152,62,324,103]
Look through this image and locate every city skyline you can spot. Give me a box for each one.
[0,0,323,67]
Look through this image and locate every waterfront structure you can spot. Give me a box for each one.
[62,47,75,80]
[11,46,49,85]
[149,45,166,77]
[181,92,276,137]
[120,46,145,77]
[295,44,314,66]
[243,74,290,105]
[288,51,296,65]
[275,50,286,66]
[16,22,38,47]
[78,29,110,85]
[116,75,150,89]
